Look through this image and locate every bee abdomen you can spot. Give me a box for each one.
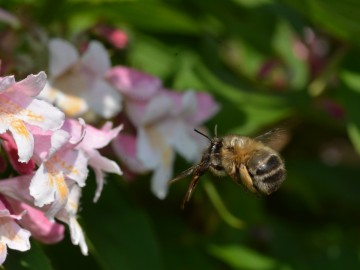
[247,151,285,195]
[254,155,281,176]
[262,168,285,183]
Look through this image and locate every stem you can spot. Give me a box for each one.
[203,181,246,229]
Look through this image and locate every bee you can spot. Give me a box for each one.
[169,126,286,208]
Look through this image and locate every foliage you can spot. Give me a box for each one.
[2,0,360,269]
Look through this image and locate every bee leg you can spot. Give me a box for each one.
[181,174,201,209]
[239,164,258,194]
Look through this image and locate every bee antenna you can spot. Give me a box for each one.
[194,128,212,142]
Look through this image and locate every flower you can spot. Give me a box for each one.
[0,72,64,163]
[135,91,219,198]
[0,196,31,265]
[62,119,123,202]
[29,120,88,219]
[109,66,219,198]
[5,197,64,244]
[94,25,128,49]
[29,118,122,217]
[40,38,122,119]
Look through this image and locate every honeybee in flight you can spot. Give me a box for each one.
[169,126,286,208]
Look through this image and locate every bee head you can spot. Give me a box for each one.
[194,125,222,153]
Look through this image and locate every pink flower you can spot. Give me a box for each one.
[29,121,89,219]
[107,66,162,102]
[0,196,31,265]
[41,39,122,119]
[0,72,64,163]
[62,119,123,202]
[0,176,75,253]
[29,118,122,217]
[109,66,219,198]
[5,197,64,244]
[94,25,128,49]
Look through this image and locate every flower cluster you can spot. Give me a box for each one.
[0,72,122,263]
[0,34,218,264]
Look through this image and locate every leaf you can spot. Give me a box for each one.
[196,64,292,134]
[281,0,360,46]
[64,2,200,34]
[208,244,287,270]
[4,241,53,270]
[340,70,360,155]
[81,177,162,270]
[272,20,308,90]
[128,35,178,79]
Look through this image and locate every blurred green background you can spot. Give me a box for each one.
[2,0,360,269]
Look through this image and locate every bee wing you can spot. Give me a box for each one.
[254,128,290,151]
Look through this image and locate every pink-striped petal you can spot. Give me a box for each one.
[10,72,47,97]
[107,66,162,101]
[7,199,65,244]
[112,133,148,173]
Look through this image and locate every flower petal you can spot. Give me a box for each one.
[191,92,220,125]
[112,133,148,173]
[7,199,65,244]
[11,72,47,97]
[56,92,88,117]
[85,79,122,119]
[48,129,70,158]
[150,146,175,199]
[81,41,110,76]
[137,127,161,170]
[0,199,31,252]
[142,94,174,124]
[0,242,7,265]
[1,133,35,174]
[171,122,200,162]
[21,99,65,131]
[30,163,68,210]
[0,76,15,93]
[53,149,88,187]
[0,219,30,253]
[107,66,162,101]
[88,149,122,202]
[8,121,33,163]
[69,218,88,255]
[49,39,79,78]
[0,175,35,205]
[80,122,123,150]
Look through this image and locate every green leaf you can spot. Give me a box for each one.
[347,122,360,155]
[4,241,53,270]
[208,244,288,270]
[128,35,177,79]
[341,70,360,93]
[81,178,162,270]
[281,0,360,46]
[65,2,200,34]
[196,64,292,134]
[340,70,360,154]
[272,20,308,90]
